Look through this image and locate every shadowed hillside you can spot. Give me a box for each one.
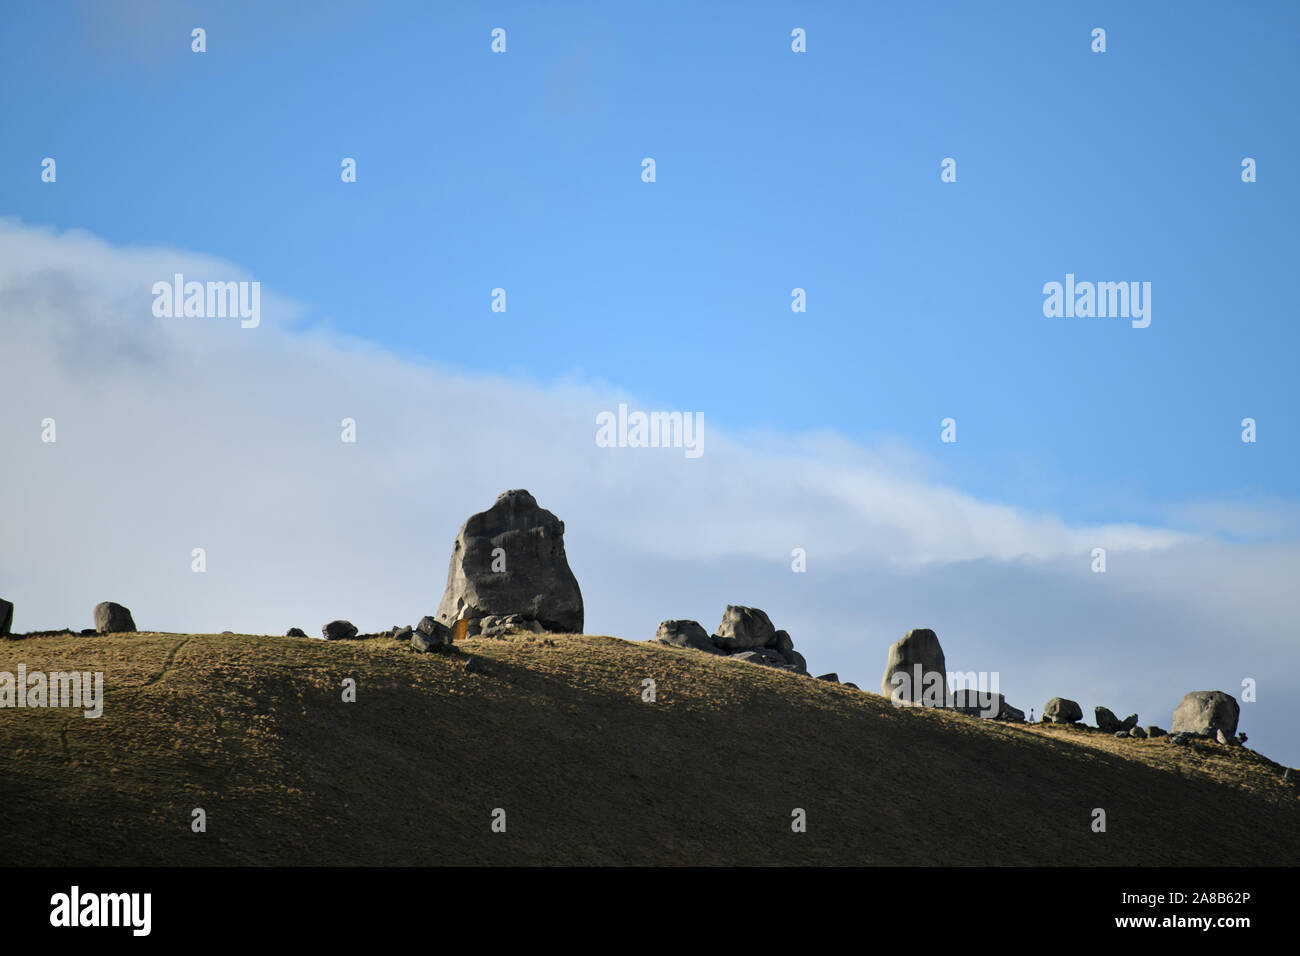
[1,631,1296,866]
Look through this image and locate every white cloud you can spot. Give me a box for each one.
[1,219,1297,766]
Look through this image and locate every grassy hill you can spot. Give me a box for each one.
[1,630,1296,866]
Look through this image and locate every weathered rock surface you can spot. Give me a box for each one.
[1043,697,1083,724]
[94,602,137,634]
[0,598,13,636]
[1095,706,1123,733]
[436,489,583,635]
[712,606,778,651]
[321,620,358,641]
[952,690,1025,721]
[654,620,724,655]
[1147,726,1167,738]
[816,673,838,682]
[880,628,948,703]
[1171,691,1240,737]
[1129,725,1148,739]
[1120,713,1139,732]
[285,627,307,638]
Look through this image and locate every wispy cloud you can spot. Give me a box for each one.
[1,219,1296,765]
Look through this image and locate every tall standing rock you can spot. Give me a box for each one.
[93,602,136,634]
[1171,691,1240,737]
[880,628,949,704]
[0,598,13,636]
[436,490,583,634]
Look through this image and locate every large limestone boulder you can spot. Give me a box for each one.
[654,620,724,655]
[711,606,778,651]
[0,598,12,636]
[1172,691,1240,737]
[1095,706,1122,733]
[321,620,358,641]
[93,602,136,634]
[880,628,948,704]
[436,490,583,634]
[1044,697,1083,724]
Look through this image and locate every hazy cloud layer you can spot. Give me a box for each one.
[1,219,1296,766]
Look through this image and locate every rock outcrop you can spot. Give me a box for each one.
[0,598,12,637]
[93,602,136,634]
[436,490,583,635]
[654,620,724,655]
[321,620,358,641]
[1043,697,1083,724]
[1171,691,1240,737]
[650,606,809,675]
[1095,706,1122,733]
[880,628,948,704]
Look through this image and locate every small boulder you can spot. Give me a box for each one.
[1043,697,1083,724]
[1129,725,1148,739]
[712,606,778,651]
[880,628,948,704]
[411,631,447,653]
[1095,706,1123,733]
[785,650,808,675]
[1120,713,1139,732]
[952,689,1006,718]
[842,682,860,690]
[1171,691,1240,737]
[1170,732,1191,746]
[464,655,487,674]
[0,598,13,636]
[816,673,838,682]
[1114,731,1130,739]
[1216,729,1239,746]
[655,620,725,655]
[1147,725,1167,738]
[393,625,413,641]
[286,627,308,638]
[321,620,358,641]
[94,602,137,634]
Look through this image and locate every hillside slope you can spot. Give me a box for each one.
[1,631,1296,866]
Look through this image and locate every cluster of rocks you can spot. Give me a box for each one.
[0,599,139,638]
[654,607,829,679]
[1040,690,1244,745]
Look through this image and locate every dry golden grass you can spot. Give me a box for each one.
[0,630,1296,865]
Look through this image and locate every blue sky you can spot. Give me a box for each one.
[4,0,1296,528]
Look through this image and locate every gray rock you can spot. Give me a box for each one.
[435,489,583,635]
[773,629,794,654]
[418,615,451,640]
[785,650,808,675]
[731,648,789,668]
[464,655,487,674]
[998,702,1027,722]
[393,625,413,641]
[712,606,778,651]
[1120,713,1139,732]
[0,598,13,636]
[880,628,948,704]
[654,619,724,655]
[1043,697,1083,724]
[1216,729,1239,746]
[1171,691,1240,737]
[321,620,358,641]
[842,682,860,690]
[411,631,446,653]
[286,627,308,638]
[1170,732,1191,746]
[952,689,1006,718]
[1114,731,1130,739]
[1095,706,1123,733]
[1147,725,1167,738]
[94,602,137,634]
[816,673,838,682]
[1129,725,1148,739]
